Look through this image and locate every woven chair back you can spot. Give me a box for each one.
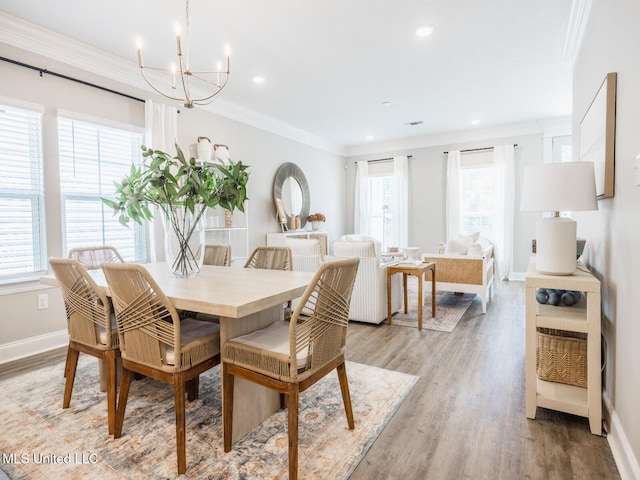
[103,263,184,371]
[244,246,292,271]
[49,258,117,349]
[203,244,232,267]
[68,246,125,270]
[291,257,359,378]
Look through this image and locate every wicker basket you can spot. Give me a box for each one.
[536,328,588,387]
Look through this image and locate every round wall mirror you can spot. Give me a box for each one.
[273,162,310,228]
[282,177,303,216]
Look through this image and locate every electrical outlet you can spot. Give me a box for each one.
[37,293,48,310]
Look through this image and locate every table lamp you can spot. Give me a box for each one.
[520,162,597,275]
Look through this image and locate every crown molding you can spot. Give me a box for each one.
[563,0,593,66]
[0,12,344,156]
[345,118,571,158]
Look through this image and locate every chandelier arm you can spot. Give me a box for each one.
[140,68,186,102]
[189,72,229,89]
[189,77,229,104]
[140,66,175,73]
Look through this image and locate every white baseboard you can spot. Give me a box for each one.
[0,330,67,364]
[605,393,640,480]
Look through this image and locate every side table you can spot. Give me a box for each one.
[387,262,436,330]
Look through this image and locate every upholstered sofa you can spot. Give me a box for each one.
[332,238,402,324]
[422,236,495,313]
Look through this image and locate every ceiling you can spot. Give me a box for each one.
[0,0,575,153]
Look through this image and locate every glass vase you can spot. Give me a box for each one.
[162,205,206,277]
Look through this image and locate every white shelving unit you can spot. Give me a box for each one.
[204,205,249,266]
[525,257,602,435]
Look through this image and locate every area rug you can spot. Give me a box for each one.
[390,284,474,332]
[0,355,417,479]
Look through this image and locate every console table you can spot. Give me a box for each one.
[525,258,602,435]
[387,262,436,330]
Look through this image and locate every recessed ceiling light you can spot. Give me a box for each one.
[471,119,481,125]
[366,135,374,141]
[416,25,434,37]
[252,76,265,84]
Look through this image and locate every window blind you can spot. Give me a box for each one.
[0,104,46,280]
[58,117,146,261]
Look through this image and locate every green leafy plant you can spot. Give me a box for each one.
[215,159,250,214]
[102,144,250,276]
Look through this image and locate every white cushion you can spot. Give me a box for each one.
[459,231,481,243]
[230,320,307,364]
[339,234,382,257]
[444,238,469,255]
[334,240,377,258]
[467,242,484,256]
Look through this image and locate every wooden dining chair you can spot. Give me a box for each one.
[203,244,232,266]
[68,245,125,269]
[49,257,120,435]
[102,262,221,475]
[244,246,294,318]
[222,257,360,480]
[244,246,292,271]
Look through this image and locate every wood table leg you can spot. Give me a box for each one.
[417,272,423,331]
[387,270,393,325]
[403,273,408,314]
[431,266,436,317]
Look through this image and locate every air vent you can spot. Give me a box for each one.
[405,121,423,126]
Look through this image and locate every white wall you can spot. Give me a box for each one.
[0,42,345,362]
[573,1,640,478]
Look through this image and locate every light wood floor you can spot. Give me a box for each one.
[346,279,620,480]
[0,280,620,479]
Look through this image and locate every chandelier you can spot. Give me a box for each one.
[136,0,230,108]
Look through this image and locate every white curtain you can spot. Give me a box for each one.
[445,150,461,241]
[354,160,369,235]
[393,156,409,248]
[492,144,515,280]
[144,99,178,262]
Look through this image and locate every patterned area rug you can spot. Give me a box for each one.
[0,355,417,479]
[390,282,474,332]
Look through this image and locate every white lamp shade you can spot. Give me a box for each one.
[520,162,597,275]
[520,162,598,213]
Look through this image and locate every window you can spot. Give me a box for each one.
[368,173,394,249]
[459,151,494,238]
[552,135,572,163]
[0,102,46,281]
[58,116,146,261]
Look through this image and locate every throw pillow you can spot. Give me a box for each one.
[459,231,481,244]
[467,242,484,256]
[444,238,469,255]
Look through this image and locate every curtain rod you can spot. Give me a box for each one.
[0,56,145,104]
[355,155,413,164]
[443,144,517,155]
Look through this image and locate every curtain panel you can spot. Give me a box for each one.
[144,99,178,262]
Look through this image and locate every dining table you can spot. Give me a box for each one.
[42,262,315,442]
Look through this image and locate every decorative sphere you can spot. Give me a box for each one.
[536,289,549,304]
[548,292,562,306]
[561,292,577,306]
